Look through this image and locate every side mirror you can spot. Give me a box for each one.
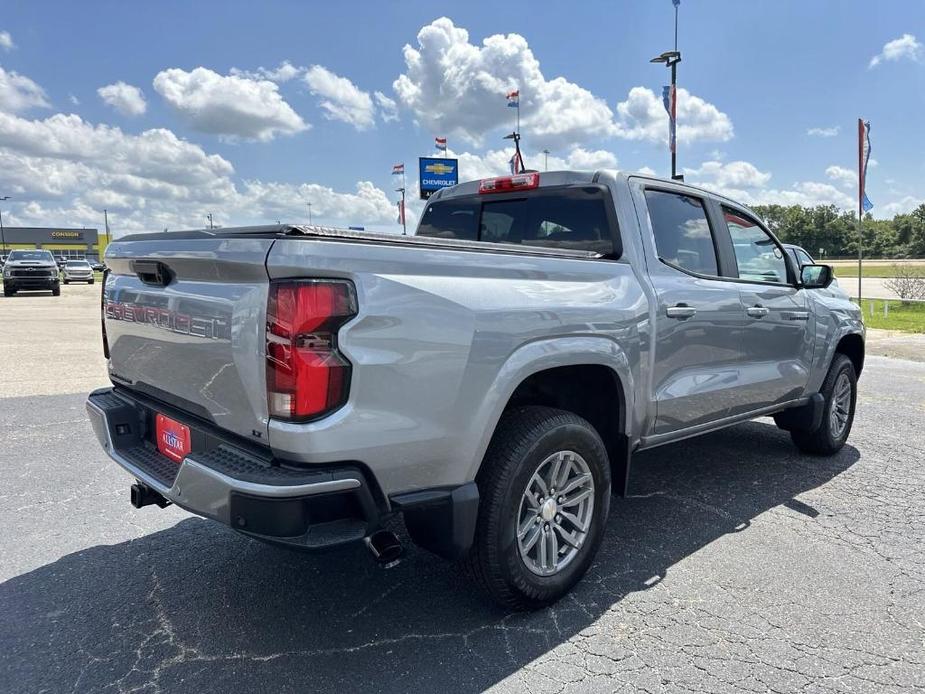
[800,263,833,289]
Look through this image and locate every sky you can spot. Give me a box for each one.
[0,0,923,236]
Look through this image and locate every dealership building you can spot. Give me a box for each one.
[1,227,110,262]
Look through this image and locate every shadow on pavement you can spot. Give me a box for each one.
[1,420,859,693]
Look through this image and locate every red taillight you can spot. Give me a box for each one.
[266,280,357,421]
[478,172,540,194]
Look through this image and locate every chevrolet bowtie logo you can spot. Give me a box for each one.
[424,162,455,175]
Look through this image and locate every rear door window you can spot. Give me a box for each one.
[644,190,719,276]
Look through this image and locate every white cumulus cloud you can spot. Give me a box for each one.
[0,67,49,113]
[684,160,854,210]
[0,31,14,51]
[153,67,308,142]
[374,91,399,122]
[807,126,839,137]
[392,17,619,147]
[613,86,733,145]
[0,71,399,236]
[303,65,375,130]
[684,160,771,189]
[230,61,302,83]
[825,165,856,189]
[869,34,923,68]
[97,81,147,116]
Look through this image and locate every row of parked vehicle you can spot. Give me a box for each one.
[1,249,102,296]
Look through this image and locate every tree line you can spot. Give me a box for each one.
[751,203,925,259]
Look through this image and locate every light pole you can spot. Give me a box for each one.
[542,149,550,171]
[307,202,313,225]
[206,213,214,230]
[0,196,9,254]
[651,50,682,180]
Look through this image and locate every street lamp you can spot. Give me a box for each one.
[0,196,9,255]
[542,149,550,172]
[206,213,214,230]
[307,202,313,225]
[650,50,682,180]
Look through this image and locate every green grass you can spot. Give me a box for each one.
[856,299,925,333]
[833,263,925,279]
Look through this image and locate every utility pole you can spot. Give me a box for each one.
[395,172,407,236]
[307,202,313,225]
[0,196,9,254]
[542,149,550,171]
[206,213,214,230]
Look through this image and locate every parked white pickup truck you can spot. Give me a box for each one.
[87,170,864,608]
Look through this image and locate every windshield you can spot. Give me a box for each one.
[66,260,90,267]
[7,250,54,262]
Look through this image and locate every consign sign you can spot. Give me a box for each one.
[419,157,459,200]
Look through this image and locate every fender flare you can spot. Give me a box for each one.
[462,335,635,485]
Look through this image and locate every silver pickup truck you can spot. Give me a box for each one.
[86,171,864,609]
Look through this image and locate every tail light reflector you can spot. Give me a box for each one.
[101,267,110,359]
[266,280,357,421]
[479,172,540,194]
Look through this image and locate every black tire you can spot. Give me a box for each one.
[3,287,13,297]
[64,279,69,284]
[51,286,60,296]
[791,354,857,455]
[89,279,95,285]
[464,406,611,610]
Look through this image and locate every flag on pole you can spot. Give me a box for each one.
[506,90,520,108]
[396,199,405,225]
[662,85,677,154]
[858,120,873,212]
[435,136,447,151]
[391,163,404,175]
[508,150,524,174]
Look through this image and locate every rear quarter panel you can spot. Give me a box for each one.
[266,238,648,496]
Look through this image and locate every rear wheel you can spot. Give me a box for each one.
[791,354,857,455]
[3,287,13,297]
[464,406,611,610]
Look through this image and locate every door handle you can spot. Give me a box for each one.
[784,311,810,321]
[666,304,697,319]
[746,305,770,318]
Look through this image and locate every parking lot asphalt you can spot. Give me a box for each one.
[1,284,924,693]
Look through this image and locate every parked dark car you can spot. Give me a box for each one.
[3,249,61,296]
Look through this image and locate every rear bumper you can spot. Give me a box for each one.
[86,387,479,557]
[86,387,381,548]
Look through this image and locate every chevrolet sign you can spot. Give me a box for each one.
[419,157,459,200]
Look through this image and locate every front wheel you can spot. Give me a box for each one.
[791,354,857,455]
[464,406,611,610]
[51,285,60,296]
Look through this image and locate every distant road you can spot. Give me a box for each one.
[845,277,894,300]
[829,258,925,267]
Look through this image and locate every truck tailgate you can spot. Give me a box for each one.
[103,236,274,441]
